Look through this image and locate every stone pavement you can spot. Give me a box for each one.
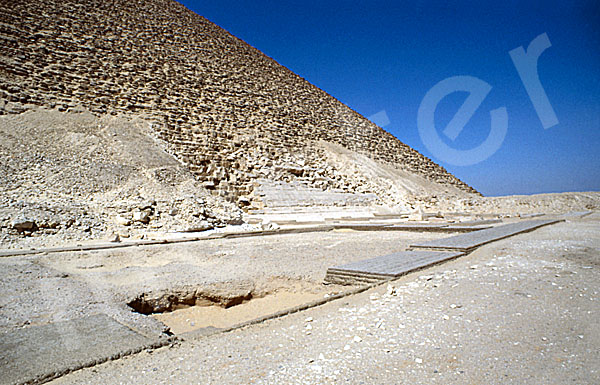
[410,219,562,252]
[325,251,464,285]
[0,314,165,385]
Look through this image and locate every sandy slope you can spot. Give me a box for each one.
[0,108,241,248]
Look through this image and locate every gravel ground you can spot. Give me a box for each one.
[46,215,599,384]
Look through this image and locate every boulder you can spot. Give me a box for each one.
[132,210,150,224]
[114,215,131,226]
[408,206,425,221]
[11,218,38,232]
[260,220,280,230]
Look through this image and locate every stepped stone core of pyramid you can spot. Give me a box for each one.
[0,0,478,211]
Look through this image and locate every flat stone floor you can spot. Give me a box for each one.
[410,219,561,251]
[325,250,465,284]
[0,314,156,385]
[45,214,600,384]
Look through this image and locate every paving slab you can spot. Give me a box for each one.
[386,223,490,233]
[332,223,400,231]
[452,219,503,226]
[384,223,448,230]
[327,216,376,222]
[410,219,562,252]
[519,213,546,219]
[0,314,162,385]
[561,210,593,219]
[330,223,484,233]
[371,213,410,218]
[325,250,464,285]
[0,227,336,257]
[444,224,492,231]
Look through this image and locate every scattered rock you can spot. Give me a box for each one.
[132,210,150,224]
[238,197,251,207]
[261,220,280,231]
[66,104,88,113]
[386,284,397,296]
[114,215,131,226]
[181,221,213,232]
[4,101,28,114]
[408,206,425,221]
[11,218,38,233]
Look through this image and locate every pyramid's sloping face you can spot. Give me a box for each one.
[0,0,477,198]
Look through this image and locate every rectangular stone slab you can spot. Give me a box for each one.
[325,250,464,285]
[386,223,488,233]
[385,223,449,229]
[333,223,402,231]
[562,211,593,219]
[444,224,492,232]
[519,213,545,218]
[452,218,502,226]
[0,314,157,385]
[410,219,562,252]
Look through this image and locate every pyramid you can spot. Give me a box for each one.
[0,0,477,210]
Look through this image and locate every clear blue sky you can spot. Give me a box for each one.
[181,0,599,196]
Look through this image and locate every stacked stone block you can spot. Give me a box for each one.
[0,0,478,203]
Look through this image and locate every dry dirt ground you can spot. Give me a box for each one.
[15,213,594,384]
